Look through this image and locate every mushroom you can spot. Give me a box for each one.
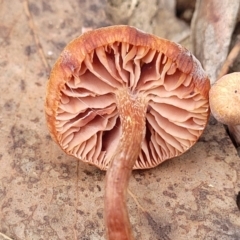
[209,72,240,152]
[209,72,240,125]
[45,25,210,239]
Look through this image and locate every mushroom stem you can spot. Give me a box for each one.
[105,88,147,240]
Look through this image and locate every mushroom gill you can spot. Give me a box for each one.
[45,25,211,240]
[54,40,209,170]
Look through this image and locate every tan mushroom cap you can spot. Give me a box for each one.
[209,72,240,125]
[45,25,210,170]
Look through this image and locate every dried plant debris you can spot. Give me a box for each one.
[237,191,240,210]
[191,0,240,83]
[0,232,13,240]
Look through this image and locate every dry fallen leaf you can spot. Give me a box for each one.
[1,1,240,239]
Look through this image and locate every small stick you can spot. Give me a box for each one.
[128,189,171,240]
[0,232,13,240]
[127,188,146,213]
[218,37,240,79]
[23,0,50,72]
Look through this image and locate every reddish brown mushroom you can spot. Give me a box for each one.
[45,25,210,239]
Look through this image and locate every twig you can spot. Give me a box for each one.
[128,189,171,239]
[127,188,146,212]
[23,0,50,72]
[218,37,240,79]
[0,232,13,240]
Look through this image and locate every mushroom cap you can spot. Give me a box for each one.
[45,25,210,170]
[209,72,240,125]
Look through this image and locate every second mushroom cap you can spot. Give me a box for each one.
[210,72,240,126]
